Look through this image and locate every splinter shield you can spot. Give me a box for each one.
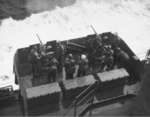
[18,47,30,64]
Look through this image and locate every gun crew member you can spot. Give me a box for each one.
[39,44,47,67]
[146,48,150,64]
[115,47,129,69]
[102,36,109,46]
[110,32,122,50]
[77,54,88,77]
[104,45,114,56]
[64,54,76,80]
[92,36,102,50]
[28,45,41,76]
[46,51,59,83]
[91,44,105,65]
[56,41,65,73]
[85,37,94,64]
[100,47,114,71]
[39,44,46,57]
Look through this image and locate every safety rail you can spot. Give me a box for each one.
[63,99,76,117]
[0,85,15,110]
[74,82,97,117]
[63,81,97,117]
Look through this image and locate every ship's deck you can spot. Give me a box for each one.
[0,59,139,116]
[0,79,138,116]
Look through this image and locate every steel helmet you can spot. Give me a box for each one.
[116,47,121,51]
[114,32,118,36]
[33,45,37,50]
[47,45,52,50]
[81,54,86,60]
[31,49,34,54]
[68,54,73,59]
[107,45,111,49]
[103,36,108,40]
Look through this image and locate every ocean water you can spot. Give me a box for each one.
[0,0,150,85]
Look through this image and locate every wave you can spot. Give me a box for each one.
[0,0,150,74]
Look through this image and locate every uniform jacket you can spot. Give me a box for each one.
[117,50,129,62]
[28,49,39,63]
[46,58,59,72]
[78,59,88,71]
[64,58,75,73]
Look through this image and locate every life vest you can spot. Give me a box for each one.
[65,58,75,74]
[78,59,88,71]
[28,50,39,63]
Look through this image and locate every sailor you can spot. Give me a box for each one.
[86,37,94,64]
[91,44,105,65]
[39,44,47,67]
[39,44,46,57]
[98,44,105,55]
[111,32,122,50]
[47,45,53,53]
[46,51,59,83]
[92,36,101,50]
[100,48,114,71]
[56,41,65,73]
[105,45,114,56]
[77,55,88,77]
[28,45,40,76]
[115,47,129,69]
[146,48,150,64]
[146,48,150,58]
[102,36,109,45]
[64,54,76,80]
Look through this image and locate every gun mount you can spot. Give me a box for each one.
[12,32,144,116]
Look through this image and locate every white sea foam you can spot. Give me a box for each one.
[0,0,150,78]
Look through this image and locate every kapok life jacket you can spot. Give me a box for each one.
[65,58,75,74]
[78,59,88,71]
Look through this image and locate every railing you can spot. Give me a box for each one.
[63,81,97,117]
[74,81,97,117]
[63,99,76,117]
[0,85,15,109]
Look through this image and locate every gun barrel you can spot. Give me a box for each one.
[91,25,97,35]
[90,25,102,43]
[36,34,43,45]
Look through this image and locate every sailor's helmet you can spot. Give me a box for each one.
[81,54,86,60]
[107,45,111,49]
[116,47,121,51]
[47,45,52,50]
[114,32,118,36]
[68,54,73,59]
[33,45,37,50]
[103,36,108,40]
[31,49,34,54]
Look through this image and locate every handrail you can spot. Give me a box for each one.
[74,81,97,116]
[76,82,95,99]
[76,95,93,112]
[63,99,76,117]
[77,89,95,106]
[63,81,97,117]
[22,79,32,88]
